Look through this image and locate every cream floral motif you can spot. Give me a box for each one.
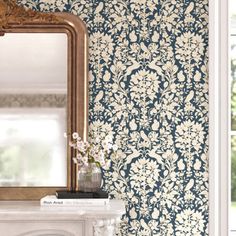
[18,0,209,235]
[129,158,160,191]
[89,32,114,69]
[175,209,205,236]
[130,70,160,102]
[175,120,205,157]
[176,32,205,65]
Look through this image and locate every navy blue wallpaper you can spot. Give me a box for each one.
[20,0,209,235]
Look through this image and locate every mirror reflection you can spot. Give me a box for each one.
[0,33,68,187]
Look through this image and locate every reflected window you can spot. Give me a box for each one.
[0,109,67,187]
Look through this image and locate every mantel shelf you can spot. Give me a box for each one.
[0,200,125,236]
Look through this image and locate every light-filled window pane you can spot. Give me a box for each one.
[230,2,236,231]
[231,36,236,130]
[231,136,236,230]
[231,43,236,233]
[0,110,67,187]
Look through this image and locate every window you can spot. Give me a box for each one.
[230,0,236,233]
[209,0,233,235]
[0,109,67,187]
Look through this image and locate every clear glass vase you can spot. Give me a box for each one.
[78,163,102,192]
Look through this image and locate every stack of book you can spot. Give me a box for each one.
[40,191,109,206]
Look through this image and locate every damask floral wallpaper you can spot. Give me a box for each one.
[19,0,209,235]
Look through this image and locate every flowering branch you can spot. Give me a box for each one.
[65,132,118,169]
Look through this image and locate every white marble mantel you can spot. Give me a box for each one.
[0,200,125,236]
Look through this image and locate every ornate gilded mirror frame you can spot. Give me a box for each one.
[0,0,88,200]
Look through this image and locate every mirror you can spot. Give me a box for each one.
[0,33,67,187]
[0,0,88,200]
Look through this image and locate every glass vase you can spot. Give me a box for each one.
[78,163,102,192]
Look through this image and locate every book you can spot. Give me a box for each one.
[56,190,109,199]
[40,195,109,206]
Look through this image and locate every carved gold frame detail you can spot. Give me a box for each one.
[0,0,88,200]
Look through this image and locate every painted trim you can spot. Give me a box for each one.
[209,0,229,235]
[209,0,219,235]
[219,0,230,234]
